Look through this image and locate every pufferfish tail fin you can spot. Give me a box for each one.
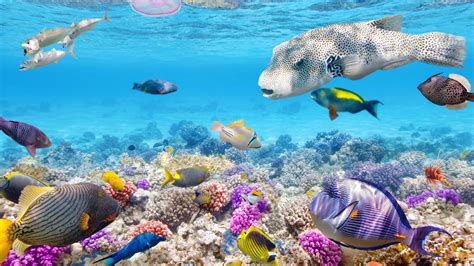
[0,219,14,263]
[406,225,451,257]
[413,33,465,68]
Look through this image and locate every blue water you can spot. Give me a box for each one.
[0,1,473,156]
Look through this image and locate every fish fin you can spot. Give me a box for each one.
[68,45,76,59]
[329,105,338,120]
[381,59,413,70]
[368,15,402,31]
[365,100,382,119]
[211,121,223,132]
[467,93,474,102]
[103,11,111,22]
[328,55,370,80]
[5,172,50,187]
[250,190,262,199]
[193,166,209,172]
[18,186,54,220]
[0,219,14,263]
[13,239,30,256]
[80,212,90,231]
[331,238,397,250]
[333,201,358,228]
[407,226,451,257]
[247,226,276,250]
[445,101,467,110]
[268,251,277,262]
[26,145,36,158]
[448,73,470,91]
[227,120,244,128]
[174,171,181,180]
[414,33,465,68]
[394,233,406,240]
[93,254,115,265]
[161,168,174,188]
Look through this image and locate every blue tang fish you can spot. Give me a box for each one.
[310,178,450,256]
[94,233,166,265]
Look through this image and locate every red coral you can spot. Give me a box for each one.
[201,181,228,212]
[129,220,170,239]
[104,180,137,207]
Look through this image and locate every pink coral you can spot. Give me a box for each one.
[299,230,342,266]
[104,180,137,207]
[229,203,262,234]
[200,181,229,212]
[129,220,170,239]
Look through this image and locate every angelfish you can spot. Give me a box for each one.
[211,120,261,150]
[0,183,120,263]
[309,178,451,256]
[258,15,465,99]
[417,73,473,110]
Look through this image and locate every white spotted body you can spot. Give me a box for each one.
[259,15,465,99]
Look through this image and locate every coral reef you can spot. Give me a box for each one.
[199,181,229,212]
[130,220,170,238]
[299,230,342,266]
[2,246,70,266]
[104,180,137,207]
[344,161,404,194]
[229,203,262,234]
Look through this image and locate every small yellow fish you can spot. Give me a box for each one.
[102,171,124,192]
[163,146,174,154]
[305,191,314,198]
[460,150,471,159]
[192,191,211,204]
[226,260,243,266]
[237,225,279,265]
[240,173,248,180]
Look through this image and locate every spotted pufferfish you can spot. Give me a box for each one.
[258,15,465,99]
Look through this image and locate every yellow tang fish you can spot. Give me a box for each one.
[0,183,120,263]
[311,88,382,120]
[102,171,124,192]
[237,225,279,265]
[211,120,261,150]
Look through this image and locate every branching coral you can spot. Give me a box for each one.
[299,230,342,266]
[230,203,262,234]
[130,220,170,238]
[155,152,234,176]
[199,181,229,212]
[335,138,385,168]
[3,245,70,266]
[80,229,116,253]
[104,180,137,207]
[279,196,313,235]
[344,161,404,194]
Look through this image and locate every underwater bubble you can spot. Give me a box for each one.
[130,0,182,17]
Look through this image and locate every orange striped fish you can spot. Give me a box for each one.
[0,183,120,263]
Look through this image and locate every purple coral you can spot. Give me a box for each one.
[2,245,70,266]
[137,179,150,190]
[299,230,342,266]
[406,189,461,208]
[80,229,114,253]
[345,161,404,193]
[223,163,253,178]
[230,184,268,213]
[230,204,262,234]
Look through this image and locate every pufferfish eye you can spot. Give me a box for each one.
[293,58,305,69]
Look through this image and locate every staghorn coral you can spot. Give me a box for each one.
[395,151,427,177]
[279,148,321,188]
[155,152,234,176]
[229,203,262,234]
[145,188,200,228]
[199,181,229,212]
[279,196,313,235]
[334,138,385,168]
[345,161,404,194]
[299,230,342,266]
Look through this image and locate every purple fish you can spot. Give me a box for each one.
[0,117,51,157]
[418,73,473,110]
[132,79,177,95]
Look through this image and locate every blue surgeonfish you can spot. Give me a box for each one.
[310,88,382,120]
[309,178,451,256]
[94,232,165,265]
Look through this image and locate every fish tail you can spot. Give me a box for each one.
[68,45,76,59]
[211,121,223,132]
[406,225,451,257]
[132,83,140,90]
[103,11,111,22]
[161,168,173,188]
[365,100,382,119]
[467,93,474,102]
[93,254,115,266]
[413,32,465,68]
[0,219,14,263]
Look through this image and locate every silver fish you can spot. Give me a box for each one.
[60,11,110,48]
[258,15,465,99]
[309,178,450,256]
[22,27,74,56]
[20,46,76,71]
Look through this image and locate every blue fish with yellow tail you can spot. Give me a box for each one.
[310,88,382,120]
[309,178,450,257]
[94,233,166,266]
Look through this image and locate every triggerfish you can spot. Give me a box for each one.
[0,117,52,157]
[0,172,49,204]
[309,178,451,256]
[258,15,465,99]
[132,79,178,95]
[417,73,473,110]
[94,233,165,266]
[311,88,382,120]
[161,166,209,188]
[211,120,261,150]
[0,183,120,263]
[102,170,125,191]
[237,225,279,265]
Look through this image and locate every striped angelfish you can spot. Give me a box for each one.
[0,117,51,157]
[211,120,261,150]
[309,178,451,257]
[237,225,279,265]
[0,183,120,263]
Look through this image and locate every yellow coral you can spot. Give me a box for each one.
[102,170,124,191]
[353,244,416,265]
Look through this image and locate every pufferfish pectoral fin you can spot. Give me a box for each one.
[328,55,373,80]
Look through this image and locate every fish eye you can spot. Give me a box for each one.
[293,58,305,69]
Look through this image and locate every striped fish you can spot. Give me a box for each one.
[0,117,51,157]
[309,178,450,257]
[237,225,279,265]
[0,183,120,262]
[211,120,261,150]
